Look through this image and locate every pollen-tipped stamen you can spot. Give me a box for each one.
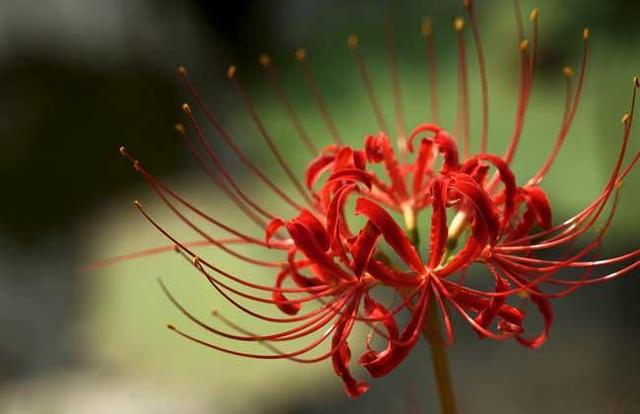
[386,19,408,157]
[181,103,286,219]
[454,17,471,159]
[348,34,390,134]
[259,53,318,155]
[464,0,490,153]
[421,17,440,123]
[295,48,343,144]
[177,68,303,212]
[228,66,317,209]
[175,123,269,230]
[529,28,590,184]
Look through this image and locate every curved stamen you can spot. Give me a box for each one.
[529,29,591,184]
[348,34,390,134]
[386,19,407,156]
[228,66,316,208]
[175,123,268,229]
[464,0,490,153]
[178,68,303,211]
[454,17,471,158]
[181,104,282,219]
[259,53,318,155]
[421,17,440,123]
[295,48,343,145]
[159,278,347,343]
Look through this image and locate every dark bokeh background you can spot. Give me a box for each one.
[1,0,639,413]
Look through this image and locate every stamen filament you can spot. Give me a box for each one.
[349,34,390,134]
[454,17,471,159]
[177,68,303,211]
[386,19,408,156]
[259,53,318,155]
[228,66,316,208]
[422,17,440,123]
[295,49,343,144]
[464,0,490,153]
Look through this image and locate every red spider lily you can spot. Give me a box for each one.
[113,0,640,400]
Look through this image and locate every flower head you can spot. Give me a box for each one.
[118,1,639,398]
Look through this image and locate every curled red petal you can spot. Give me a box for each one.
[333,147,357,171]
[273,268,301,315]
[507,186,552,241]
[436,237,482,277]
[365,134,385,162]
[428,178,449,269]
[326,183,357,260]
[366,259,420,286]
[516,290,552,349]
[358,295,400,375]
[350,221,381,276]
[355,197,425,272]
[407,123,441,152]
[352,149,367,170]
[473,275,509,335]
[449,284,525,335]
[463,154,517,228]
[413,138,435,196]
[327,169,373,190]
[305,154,335,190]
[287,249,323,288]
[434,131,460,174]
[450,174,500,244]
[285,221,353,281]
[360,285,429,377]
[364,133,408,199]
[523,186,552,229]
[332,297,370,398]
[508,204,536,242]
[295,209,330,252]
[265,218,285,247]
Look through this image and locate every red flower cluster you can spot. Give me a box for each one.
[117,2,639,398]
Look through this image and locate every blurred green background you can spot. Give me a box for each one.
[1,0,639,413]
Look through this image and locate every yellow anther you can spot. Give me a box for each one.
[622,113,631,124]
[177,66,187,76]
[519,39,529,52]
[174,123,186,135]
[133,200,142,209]
[258,53,271,67]
[529,8,539,21]
[563,66,575,78]
[347,34,359,49]
[226,65,237,79]
[295,48,307,62]
[181,103,191,114]
[454,17,465,32]
[583,28,590,40]
[421,17,433,37]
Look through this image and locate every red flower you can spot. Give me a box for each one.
[116,1,640,399]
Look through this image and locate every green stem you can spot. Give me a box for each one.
[423,302,457,414]
[405,214,457,414]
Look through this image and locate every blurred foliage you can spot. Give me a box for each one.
[0,58,182,244]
